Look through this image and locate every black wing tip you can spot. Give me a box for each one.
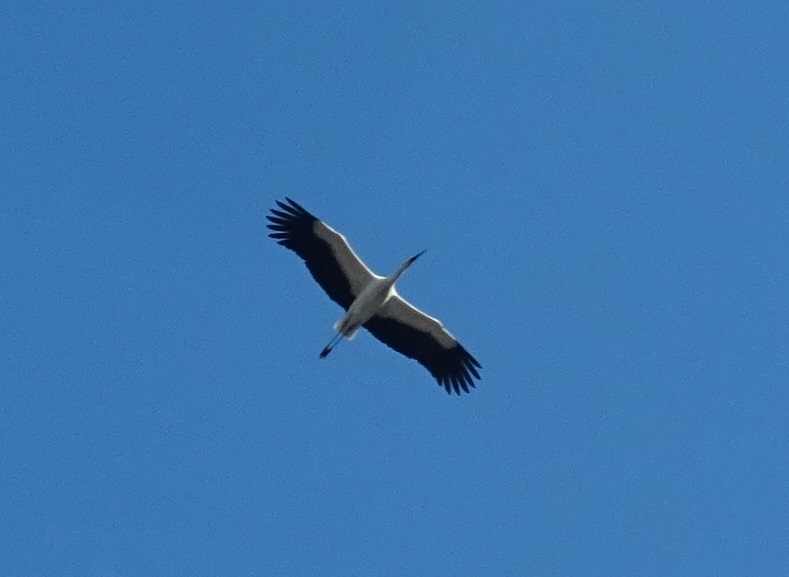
[266,198,320,247]
[459,343,482,369]
[435,344,481,395]
[276,197,312,217]
[269,198,316,221]
[439,375,478,395]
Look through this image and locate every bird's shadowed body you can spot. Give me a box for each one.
[318,249,425,359]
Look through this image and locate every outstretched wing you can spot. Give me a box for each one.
[364,293,482,394]
[266,198,378,309]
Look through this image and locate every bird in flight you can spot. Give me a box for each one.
[266,198,481,395]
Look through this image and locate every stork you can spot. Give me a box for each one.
[266,198,481,395]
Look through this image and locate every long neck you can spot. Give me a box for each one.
[388,259,414,284]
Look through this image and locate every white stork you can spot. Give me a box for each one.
[266,198,482,395]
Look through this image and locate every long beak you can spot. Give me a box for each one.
[408,249,427,265]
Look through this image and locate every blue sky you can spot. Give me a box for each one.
[2,2,788,575]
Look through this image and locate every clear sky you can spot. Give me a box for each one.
[3,2,788,576]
